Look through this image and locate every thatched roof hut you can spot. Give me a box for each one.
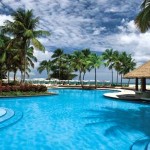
[124,61,150,91]
[124,61,150,79]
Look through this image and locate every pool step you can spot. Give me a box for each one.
[0,108,23,129]
[0,108,6,117]
[130,138,150,150]
[0,108,15,123]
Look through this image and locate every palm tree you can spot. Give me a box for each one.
[71,51,86,86]
[102,49,115,85]
[82,48,91,57]
[37,60,52,79]
[1,9,50,82]
[135,0,150,32]
[119,52,136,86]
[51,49,64,80]
[112,51,120,85]
[89,53,102,88]
[63,54,76,80]
[82,49,91,80]
[0,34,11,81]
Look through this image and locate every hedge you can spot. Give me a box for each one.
[0,84,47,92]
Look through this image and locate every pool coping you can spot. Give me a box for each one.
[0,108,6,117]
[52,87,150,103]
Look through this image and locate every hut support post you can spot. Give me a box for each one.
[141,78,146,92]
[135,78,138,91]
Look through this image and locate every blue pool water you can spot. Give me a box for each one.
[0,89,150,150]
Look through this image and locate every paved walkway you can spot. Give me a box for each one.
[103,89,136,99]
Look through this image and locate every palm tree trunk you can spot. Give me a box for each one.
[121,74,123,86]
[59,58,61,80]
[48,72,51,80]
[47,70,50,80]
[95,68,97,89]
[128,79,130,86]
[14,71,16,82]
[8,71,10,84]
[82,72,86,88]
[23,52,26,83]
[83,72,85,80]
[79,71,83,88]
[20,71,23,83]
[111,69,113,85]
[117,71,118,85]
[59,69,60,80]
[79,71,81,82]
[23,41,27,83]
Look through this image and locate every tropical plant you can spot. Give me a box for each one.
[37,60,52,79]
[71,50,86,86]
[0,34,11,80]
[119,52,136,86]
[1,9,50,82]
[89,53,102,88]
[135,0,150,32]
[81,49,91,80]
[102,49,115,85]
[63,54,77,80]
[51,49,64,80]
[111,51,120,85]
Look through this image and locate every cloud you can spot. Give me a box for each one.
[0,14,12,26]
[31,50,53,78]
[112,20,150,65]
[0,0,148,80]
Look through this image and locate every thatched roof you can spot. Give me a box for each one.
[124,61,150,79]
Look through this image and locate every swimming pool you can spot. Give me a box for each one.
[0,88,150,149]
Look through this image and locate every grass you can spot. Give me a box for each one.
[0,91,53,97]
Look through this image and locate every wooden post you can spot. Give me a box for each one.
[141,78,146,92]
[135,78,138,91]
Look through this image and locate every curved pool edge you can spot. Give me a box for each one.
[0,108,23,130]
[103,89,138,100]
[0,92,57,99]
[103,89,150,103]
[0,108,6,117]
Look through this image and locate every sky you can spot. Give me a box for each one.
[0,0,149,82]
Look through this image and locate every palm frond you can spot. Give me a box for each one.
[33,30,50,37]
[31,38,45,51]
[0,52,6,63]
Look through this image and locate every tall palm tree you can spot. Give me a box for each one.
[1,9,50,82]
[0,34,11,81]
[71,50,85,86]
[82,48,91,57]
[89,53,102,88]
[135,0,150,32]
[82,49,91,80]
[112,51,120,85]
[51,49,64,80]
[63,54,76,80]
[37,60,52,79]
[102,49,115,85]
[119,52,136,86]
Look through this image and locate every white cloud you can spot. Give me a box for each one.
[0,0,147,81]
[0,14,13,26]
[101,20,150,67]
[33,49,53,68]
[27,50,53,78]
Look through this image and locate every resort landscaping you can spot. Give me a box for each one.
[0,84,51,97]
[0,9,136,90]
[0,0,150,149]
